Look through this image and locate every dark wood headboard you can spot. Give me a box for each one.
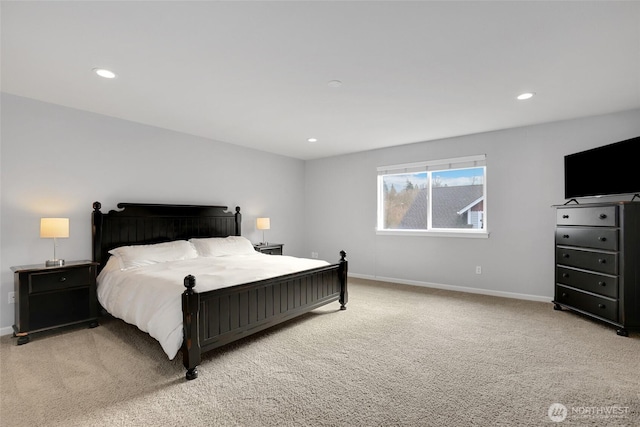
[92,202,241,272]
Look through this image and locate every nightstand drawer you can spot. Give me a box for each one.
[555,227,618,251]
[556,206,618,227]
[254,243,283,255]
[29,267,92,294]
[260,247,282,255]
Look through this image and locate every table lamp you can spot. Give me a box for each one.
[256,217,270,245]
[40,218,69,267]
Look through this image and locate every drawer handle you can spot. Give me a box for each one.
[562,293,568,298]
[562,214,569,219]
[598,237,607,242]
[598,259,606,264]
[59,277,67,282]
[562,253,570,258]
[562,273,569,278]
[599,214,607,219]
[598,281,606,287]
[598,303,606,309]
[563,234,570,239]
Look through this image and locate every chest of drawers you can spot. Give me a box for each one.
[553,202,640,336]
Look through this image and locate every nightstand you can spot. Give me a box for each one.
[11,260,99,344]
[254,243,284,255]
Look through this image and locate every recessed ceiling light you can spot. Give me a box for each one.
[93,68,117,79]
[327,80,342,88]
[307,138,318,143]
[517,92,535,100]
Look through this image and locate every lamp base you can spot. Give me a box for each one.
[45,259,65,267]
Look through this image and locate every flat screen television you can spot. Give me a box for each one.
[564,136,640,199]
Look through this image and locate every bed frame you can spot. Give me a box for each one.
[92,202,348,380]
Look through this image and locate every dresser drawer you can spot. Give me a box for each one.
[29,267,93,294]
[555,227,618,251]
[556,206,618,227]
[555,285,618,323]
[555,247,618,275]
[556,266,618,298]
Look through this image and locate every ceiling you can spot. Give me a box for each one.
[2,1,639,160]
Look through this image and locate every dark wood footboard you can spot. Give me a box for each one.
[181,251,348,380]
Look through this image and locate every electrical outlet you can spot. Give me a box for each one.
[8,292,15,304]
[311,252,319,259]
[475,266,482,275]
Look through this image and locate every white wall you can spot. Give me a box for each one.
[304,109,640,300]
[3,94,639,332]
[0,94,307,331]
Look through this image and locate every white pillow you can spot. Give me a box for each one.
[189,236,256,257]
[108,240,198,270]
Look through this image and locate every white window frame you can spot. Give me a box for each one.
[376,154,489,238]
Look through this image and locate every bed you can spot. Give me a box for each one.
[91,202,348,380]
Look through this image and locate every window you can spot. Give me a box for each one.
[377,155,487,237]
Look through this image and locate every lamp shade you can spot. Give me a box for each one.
[256,217,271,230]
[40,218,69,238]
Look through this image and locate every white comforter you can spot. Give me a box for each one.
[97,253,330,359]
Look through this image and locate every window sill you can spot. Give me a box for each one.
[376,229,490,238]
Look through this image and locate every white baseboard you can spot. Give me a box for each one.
[348,273,553,303]
[1,326,14,337]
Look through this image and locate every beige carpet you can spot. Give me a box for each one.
[1,278,639,426]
